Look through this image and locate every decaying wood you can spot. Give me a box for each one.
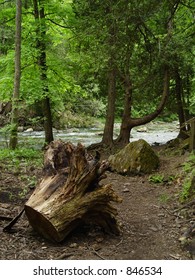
[3,208,24,232]
[25,140,122,242]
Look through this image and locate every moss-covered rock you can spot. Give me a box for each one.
[109,139,159,175]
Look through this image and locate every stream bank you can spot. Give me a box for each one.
[0,121,179,148]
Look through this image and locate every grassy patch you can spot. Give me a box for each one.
[0,147,43,173]
[0,147,42,160]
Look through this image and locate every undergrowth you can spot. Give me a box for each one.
[0,148,43,174]
[0,147,41,160]
[0,148,43,200]
[180,152,195,202]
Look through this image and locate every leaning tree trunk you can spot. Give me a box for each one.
[116,67,170,146]
[25,140,122,242]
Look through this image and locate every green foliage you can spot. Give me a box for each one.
[71,98,106,117]
[0,147,43,178]
[180,152,195,202]
[0,124,16,147]
[0,0,194,135]
[53,109,96,129]
[182,161,193,173]
[0,0,89,113]
[180,179,192,202]
[182,153,195,173]
[149,173,175,184]
[0,147,42,161]
[72,0,194,123]
[18,174,37,199]
[0,146,41,200]
[149,174,164,184]
[0,123,15,134]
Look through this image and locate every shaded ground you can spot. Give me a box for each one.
[0,145,194,260]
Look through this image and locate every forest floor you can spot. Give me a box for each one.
[0,144,195,260]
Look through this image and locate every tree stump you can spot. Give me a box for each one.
[25,140,122,242]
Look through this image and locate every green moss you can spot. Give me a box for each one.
[109,139,159,175]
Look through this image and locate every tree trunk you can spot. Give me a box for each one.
[33,0,54,144]
[175,68,188,138]
[116,68,169,146]
[183,71,191,128]
[116,72,132,146]
[102,66,117,146]
[102,11,117,147]
[115,4,177,147]
[42,96,54,144]
[25,140,122,242]
[9,0,22,149]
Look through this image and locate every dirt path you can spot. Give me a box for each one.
[0,148,193,260]
[105,172,187,260]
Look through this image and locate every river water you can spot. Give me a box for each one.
[0,121,179,148]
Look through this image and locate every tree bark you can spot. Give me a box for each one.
[102,10,117,147]
[33,0,54,144]
[116,71,132,145]
[25,140,122,242]
[9,0,22,149]
[102,66,117,146]
[116,68,169,146]
[174,68,188,138]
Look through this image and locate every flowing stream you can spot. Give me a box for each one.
[0,121,179,148]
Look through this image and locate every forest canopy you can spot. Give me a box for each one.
[0,0,194,147]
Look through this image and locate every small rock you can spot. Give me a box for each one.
[69,243,77,248]
[25,127,33,132]
[78,245,86,250]
[123,187,130,192]
[17,126,24,132]
[149,226,159,232]
[137,126,148,132]
[95,237,104,243]
[178,236,187,244]
[169,254,181,260]
[158,213,165,217]
[92,243,102,251]
[176,224,182,228]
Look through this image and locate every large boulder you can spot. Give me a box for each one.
[109,139,159,175]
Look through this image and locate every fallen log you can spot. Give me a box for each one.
[25,140,122,242]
